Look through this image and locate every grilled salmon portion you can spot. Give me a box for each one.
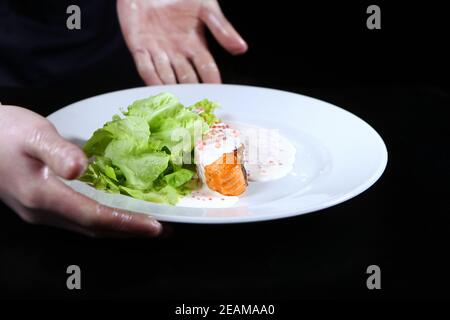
[204,149,248,196]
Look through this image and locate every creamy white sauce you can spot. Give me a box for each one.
[176,185,239,208]
[194,123,242,166]
[176,122,296,208]
[234,123,296,182]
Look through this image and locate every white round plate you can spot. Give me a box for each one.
[47,84,387,224]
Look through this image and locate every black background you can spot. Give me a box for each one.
[0,0,449,304]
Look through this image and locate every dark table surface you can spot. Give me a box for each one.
[1,1,449,302]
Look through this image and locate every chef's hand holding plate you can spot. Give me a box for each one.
[117,0,248,85]
[0,106,163,237]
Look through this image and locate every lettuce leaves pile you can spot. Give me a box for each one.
[80,93,219,205]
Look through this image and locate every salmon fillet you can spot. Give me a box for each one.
[204,148,248,196]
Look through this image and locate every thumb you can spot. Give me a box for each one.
[24,123,87,180]
[200,1,248,55]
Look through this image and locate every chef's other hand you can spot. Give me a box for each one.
[117,0,248,85]
[0,106,163,238]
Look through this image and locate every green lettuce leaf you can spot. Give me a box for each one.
[80,92,219,205]
[119,185,180,205]
[163,168,194,188]
[188,99,220,125]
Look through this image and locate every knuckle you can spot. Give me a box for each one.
[132,47,146,55]
[36,122,58,137]
[200,62,218,71]
[93,204,134,232]
[154,53,169,64]
[82,203,135,235]
[26,124,52,147]
[132,47,148,61]
[179,74,190,82]
[177,70,198,83]
[112,211,134,232]
[85,203,115,228]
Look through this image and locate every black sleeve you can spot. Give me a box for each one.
[0,0,129,87]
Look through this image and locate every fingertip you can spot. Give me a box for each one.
[204,72,221,84]
[210,77,222,84]
[202,7,248,56]
[145,78,163,86]
[207,67,222,83]
[62,151,88,180]
[159,69,177,85]
[230,39,248,55]
[147,218,163,237]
